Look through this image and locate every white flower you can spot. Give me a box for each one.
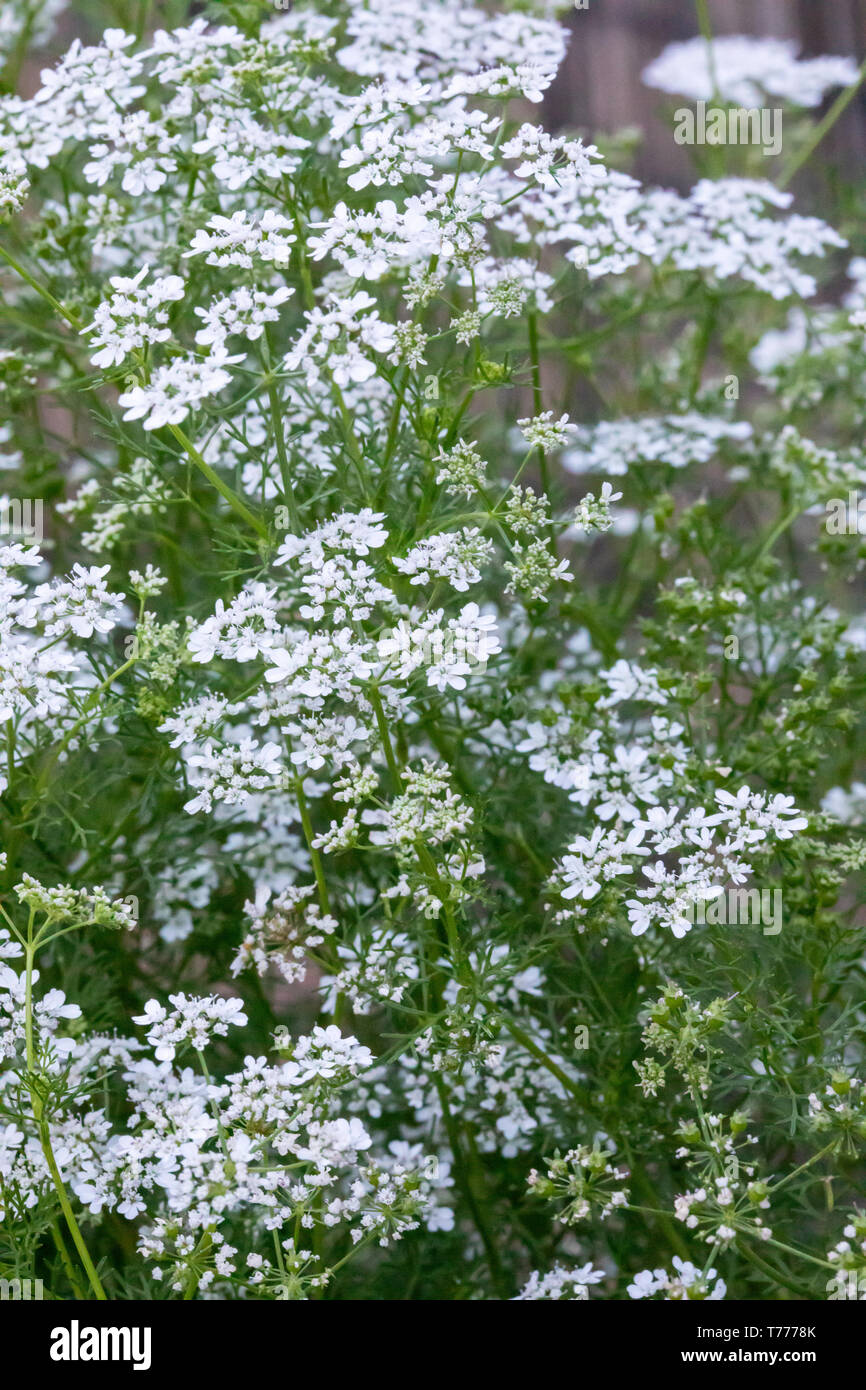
[133,993,248,1061]
[517,411,575,450]
[643,35,858,108]
[186,210,296,269]
[118,350,242,430]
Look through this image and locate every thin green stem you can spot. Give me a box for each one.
[749,1232,836,1273]
[51,1220,86,1300]
[503,1018,597,1114]
[294,775,330,916]
[526,311,558,557]
[24,936,106,1300]
[38,1124,107,1300]
[0,244,78,326]
[369,687,401,793]
[694,0,720,104]
[779,55,866,190]
[166,422,269,540]
[754,503,802,562]
[434,1076,510,1298]
[21,897,109,1301]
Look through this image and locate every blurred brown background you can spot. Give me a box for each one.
[545,0,866,184]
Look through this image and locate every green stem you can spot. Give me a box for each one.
[166,422,269,540]
[526,312,558,557]
[369,686,401,793]
[267,375,301,532]
[50,1220,86,1300]
[24,937,36,1071]
[182,1230,213,1300]
[23,913,107,1300]
[779,55,866,190]
[38,1123,107,1300]
[503,1018,597,1113]
[694,0,720,104]
[738,1240,819,1299]
[332,384,371,499]
[0,244,77,326]
[262,330,301,532]
[750,1232,836,1273]
[294,775,330,916]
[434,1076,510,1297]
[767,1142,834,1197]
[754,503,801,562]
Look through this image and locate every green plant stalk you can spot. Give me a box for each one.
[434,1075,510,1298]
[293,775,331,917]
[24,936,107,1301]
[166,422,269,539]
[526,311,558,557]
[0,244,77,326]
[51,1221,85,1300]
[503,1017,598,1114]
[779,55,866,190]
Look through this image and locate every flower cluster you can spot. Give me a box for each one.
[0,0,862,1306]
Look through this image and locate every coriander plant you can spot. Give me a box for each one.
[1,0,866,1303]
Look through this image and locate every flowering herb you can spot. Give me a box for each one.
[0,0,864,1303]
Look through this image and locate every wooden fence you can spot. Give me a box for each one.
[544,0,866,185]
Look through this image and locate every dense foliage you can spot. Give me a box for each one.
[1,0,866,1301]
